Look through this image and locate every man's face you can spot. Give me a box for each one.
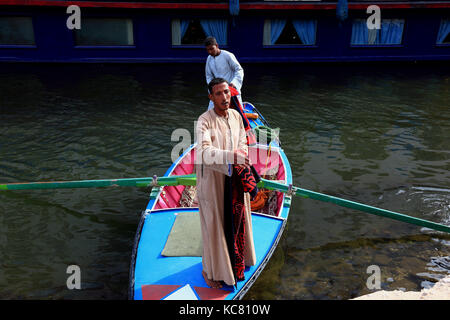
[206,44,220,57]
[209,82,231,112]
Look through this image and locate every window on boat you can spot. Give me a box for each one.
[275,21,302,45]
[263,19,317,46]
[436,19,450,44]
[74,18,134,46]
[0,17,35,45]
[351,19,405,45]
[172,19,228,46]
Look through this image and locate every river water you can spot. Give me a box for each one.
[0,63,449,299]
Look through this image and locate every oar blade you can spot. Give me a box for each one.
[258,178,450,234]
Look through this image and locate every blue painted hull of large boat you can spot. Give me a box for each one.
[0,2,450,63]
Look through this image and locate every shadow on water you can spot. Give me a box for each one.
[1,62,449,299]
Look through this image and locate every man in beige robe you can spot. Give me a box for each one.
[196,78,256,289]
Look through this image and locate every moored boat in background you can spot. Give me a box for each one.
[0,0,449,63]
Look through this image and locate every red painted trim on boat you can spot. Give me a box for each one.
[0,0,450,10]
[0,0,228,9]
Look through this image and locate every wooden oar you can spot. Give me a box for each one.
[0,174,196,191]
[258,179,450,234]
[2,174,449,234]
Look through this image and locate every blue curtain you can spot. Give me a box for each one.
[270,19,286,45]
[229,0,239,16]
[351,19,404,45]
[437,19,450,44]
[180,20,190,39]
[292,20,317,45]
[351,19,369,44]
[200,19,228,45]
[379,19,404,44]
[336,0,348,22]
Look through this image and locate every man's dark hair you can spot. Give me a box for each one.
[204,36,218,47]
[208,77,228,94]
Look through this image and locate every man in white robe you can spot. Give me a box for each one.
[204,37,244,110]
[196,78,256,289]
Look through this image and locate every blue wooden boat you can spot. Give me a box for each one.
[128,102,292,300]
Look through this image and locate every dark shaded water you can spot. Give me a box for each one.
[0,63,449,299]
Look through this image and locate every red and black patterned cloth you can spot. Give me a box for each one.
[224,164,260,286]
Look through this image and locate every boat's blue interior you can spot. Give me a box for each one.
[133,208,285,300]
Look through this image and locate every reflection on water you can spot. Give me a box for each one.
[0,63,449,299]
